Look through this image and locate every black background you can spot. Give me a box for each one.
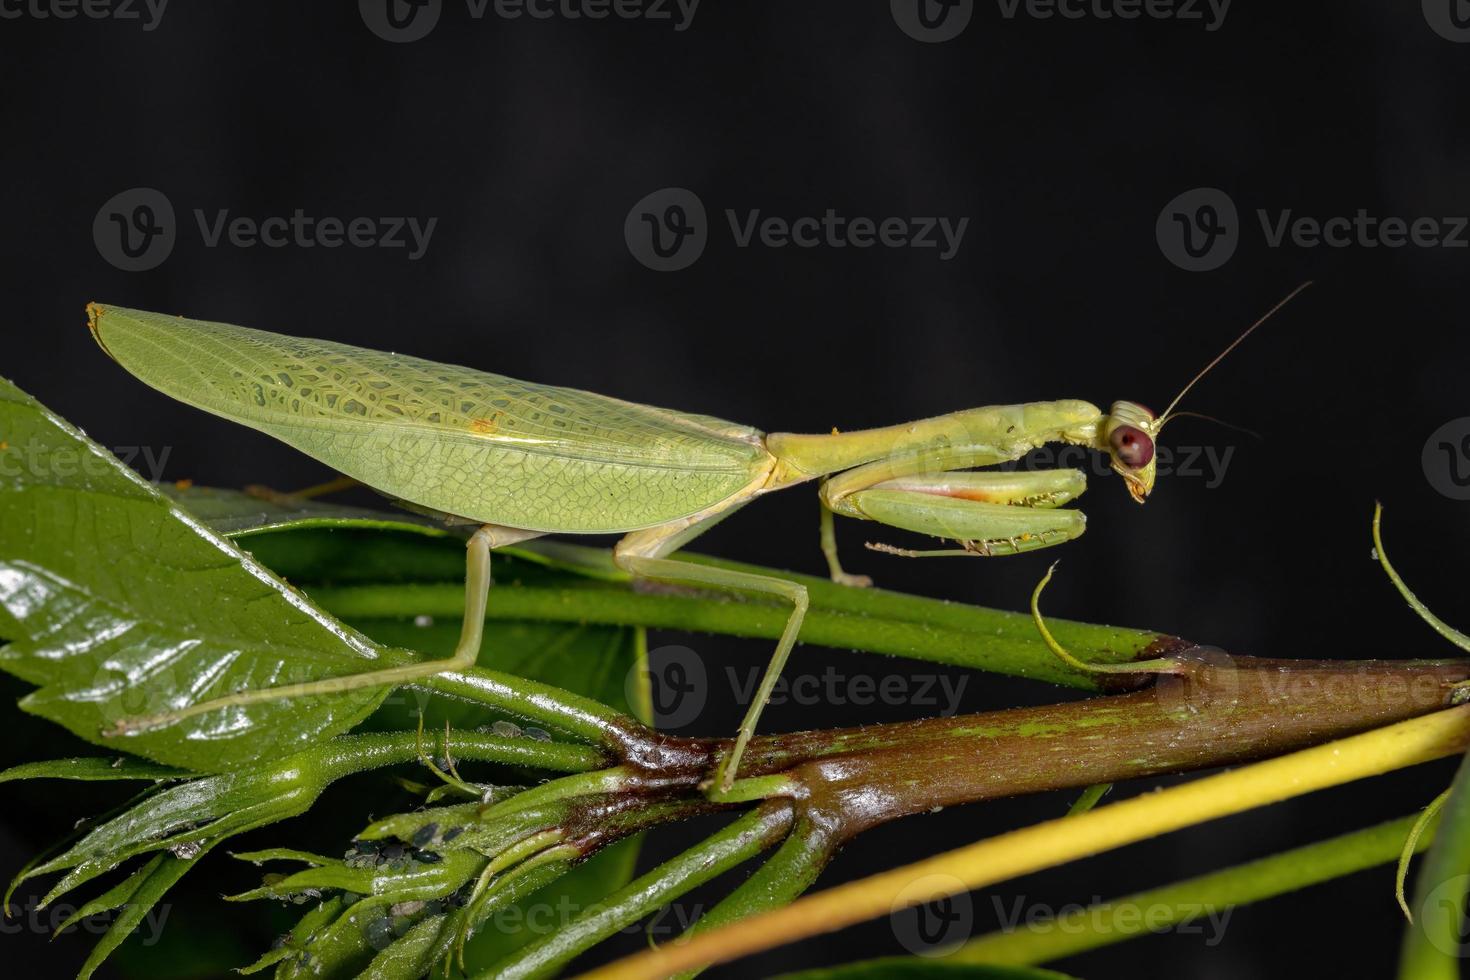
[3,2,1470,977]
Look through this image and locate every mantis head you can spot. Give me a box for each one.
[1101,280,1315,506]
[1102,400,1159,504]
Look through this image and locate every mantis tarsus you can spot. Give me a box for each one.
[86,284,1308,793]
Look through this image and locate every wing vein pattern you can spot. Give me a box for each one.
[91,307,771,532]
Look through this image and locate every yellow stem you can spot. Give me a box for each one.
[576,706,1470,980]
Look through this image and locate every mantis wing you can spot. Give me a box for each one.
[87,305,772,533]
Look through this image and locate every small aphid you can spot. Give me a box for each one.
[490,720,522,738]
[412,822,439,848]
[364,917,395,950]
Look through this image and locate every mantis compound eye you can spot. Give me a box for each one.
[1109,424,1154,469]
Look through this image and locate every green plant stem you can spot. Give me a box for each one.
[310,729,608,782]
[1066,783,1111,817]
[476,801,796,980]
[420,667,642,748]
[1398,750,1470,979]
[309,572,1173,691]
[485,768,638,819]
[669,814,839,980]
[956,812,1434,966]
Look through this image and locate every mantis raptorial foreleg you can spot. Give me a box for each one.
[106,523,542,735]
[840,469,1089,559]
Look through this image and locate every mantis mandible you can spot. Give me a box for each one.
[86,284,1307,793]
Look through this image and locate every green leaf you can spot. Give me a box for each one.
[0,755,193,782]
[1399,750,1470,978]
[73,843,217,980]
[232,847,339,867]
[21,765,320,906]
[0,376,397,771]
[12,728,595,913]
[460,837,640,972]
[239,896,345,975]
[225,848,482,903]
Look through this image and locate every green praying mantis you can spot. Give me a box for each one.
[86,283,1308,793]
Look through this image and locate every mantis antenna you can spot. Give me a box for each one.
[1156,280,1314,430]
[1155,410,1261,441]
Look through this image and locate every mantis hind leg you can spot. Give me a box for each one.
[843,468,1088,558]
[104,523,542,736]
[613,499,801,795]
[615,552,808,796]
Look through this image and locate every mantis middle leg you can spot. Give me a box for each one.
[820,494,873,588]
